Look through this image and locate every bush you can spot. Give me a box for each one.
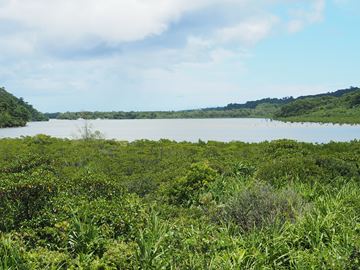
[167,162,218,205]
[100,240,137,269]
[256,156,320,187]
[0,177,58,231]
[27,248,70,269]
[223,183,304,232]
[315,156,359,179]
[126,177,158,197]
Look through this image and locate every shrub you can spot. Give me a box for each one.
[77,121,104,140]
[315,156,359,179]
[100,240,137,269]
[70,174,123,200]
[126,177,158,197]
[27,248,70,269]
[0,176,58,231]
[223,183,304,232]
[167,162,218,205]
[256,156,320,187]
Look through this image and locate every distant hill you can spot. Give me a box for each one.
[209,86,359,111]
[195,86,360,124]
[274,87,360,124]
[0,87,48,128]
[46,86,360,124]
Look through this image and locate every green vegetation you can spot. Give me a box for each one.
[47,87,360,124]
[1,136,360,268]
[275,87,360,124]
[0,87,48,128]
[1,86,358,127]
[47,105,277,121]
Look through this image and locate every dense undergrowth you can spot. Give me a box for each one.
[0,136,360,269]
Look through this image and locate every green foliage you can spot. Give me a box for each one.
[0,87,48,128]
[349,92,360,107]
[136,210,170,269]
[0,166,58,231]
[67,209,105,257]
[167,161,218,205]
[0,137,359,268]
[223,183,304,232]
[0,235,28,270]
[275,87,360,124]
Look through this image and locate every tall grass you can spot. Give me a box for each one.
[136,210,170,269]
[0,235,27,270]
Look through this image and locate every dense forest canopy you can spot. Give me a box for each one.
[46,87,360,124]
[0,87,48,128]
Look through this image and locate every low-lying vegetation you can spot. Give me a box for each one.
[0,136,359,268]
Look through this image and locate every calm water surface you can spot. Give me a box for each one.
[0,119,359,143]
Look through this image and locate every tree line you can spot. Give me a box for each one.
[47,86,360,124]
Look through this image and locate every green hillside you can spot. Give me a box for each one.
[275,87,360,124]
[0,87,48,128]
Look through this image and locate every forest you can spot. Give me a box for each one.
[274,87,360,124]
[0,88,48,128]
[48,87,360,124]
[0,135,359,269]
[1,86,359,127]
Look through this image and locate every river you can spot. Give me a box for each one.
[0,118,359,143]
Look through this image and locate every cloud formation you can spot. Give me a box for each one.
[0,0,326,55]
[0,0,248,46]
[0,0,341,112]
[288,0,326,33]
[216,15,279,45]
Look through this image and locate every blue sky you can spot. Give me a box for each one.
[0,0,359,112]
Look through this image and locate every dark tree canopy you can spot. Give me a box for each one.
[0,87,48,128]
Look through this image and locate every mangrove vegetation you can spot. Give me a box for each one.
[0,137,359,268]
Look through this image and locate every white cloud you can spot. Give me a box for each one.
[216,15,279,45]
[288,0,326,33]
[0,0,326,55]
[0,0,332,112]
[0,0,250,47]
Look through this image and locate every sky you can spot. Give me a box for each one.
[0,0,359,112]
